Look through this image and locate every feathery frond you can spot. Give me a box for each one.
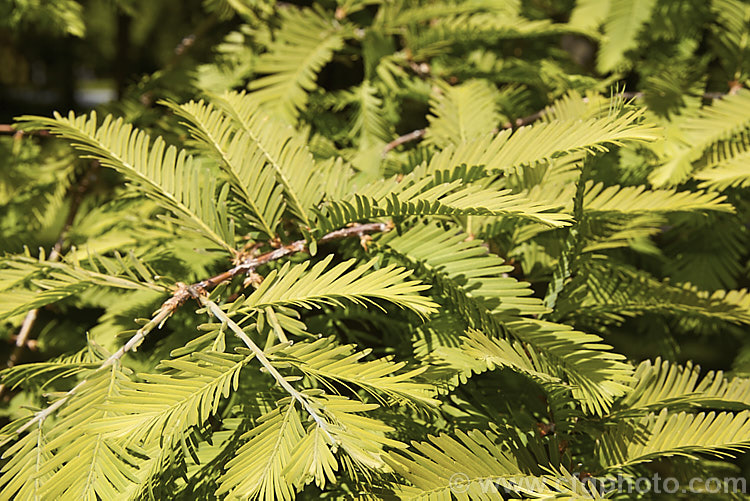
[460,327,559,383]
[598,409,750,469]
[424,104,658,176]
[380,222,549,318]
[89,352,253,445]
[615,358,750,416]
[695,158,750,190]
[0,422,52,501]
[18,112,236,252]
[163,99,285,238]
[649,90,750,186]
[424,80,501,148]
[347,81,393,149]
[386,429,597,499]
[219,394,401,500]
[212,91,324,227]
[4,2,750,498]
[237,254,437,317]
[315,182,572,232]
[582,181,733,216]
[0,253,166,320]
[0,348,101,392]
[248,7,346,121]
[274,336,438,406]
[218,402,306,501]
[568,0,610,31]
[378,219,632,415]
[504,319,634,416]
[597,0,658,73]
[1,367,146,501]
[556,259,750,326]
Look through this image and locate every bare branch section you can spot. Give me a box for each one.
[382,129,426,156]
[12,221,394,433]
[195,221,393,292]
[0,125,50,137]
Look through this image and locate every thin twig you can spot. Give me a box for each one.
[128,13,221,108]
[498,109,548,130]
[0,125,51,137]
[13,221,394,434]
[165,13,219,71]
[382,129,426,156]
[9,311,38,358]
[195,221,394,293]
[14,305,175,435]
[202,298,336,443]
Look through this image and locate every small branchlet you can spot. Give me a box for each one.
[12,222,395,434]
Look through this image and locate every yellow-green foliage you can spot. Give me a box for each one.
[2,1,750,499]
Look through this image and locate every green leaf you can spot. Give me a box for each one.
[556,259,750,326]
[274,336,438,407]
[219,394,401,499]
[238,254,437,318]
[381,223,632,415]
[0,424,52,501]
[425,80,501,148]
[597,0,658,73]
[163,98,285,238]
[583,181,734,215]
[0,348,101,392]
[248,7,346,121]
[386,429,597,499]
[0,254,167,321]
[218,402,306,501]
[18,112,236,252]
[212,91,324,227]
[425,99,658,176]
[569,0,611,31]
[347,80,393,149]
[304,393,402,470]
[650,90,750,186]
[90,352,253,445]
[695,157,750,190]
[598,409,750,469]
[1,367,149,501]
[460,328,559,383]
[614,358,750,416]
[504,319,634,416]
[380,222,549,318]
[316,181,572,232]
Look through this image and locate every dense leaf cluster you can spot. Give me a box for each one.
[2,0,750,499]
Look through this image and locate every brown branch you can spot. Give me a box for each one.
[124,222,396,320]
[173,222,393,324]
[382,129,426,156]
[186,221,393,321]
[0,125,50,137]
[194,221,395,300]
[499,109,547,130]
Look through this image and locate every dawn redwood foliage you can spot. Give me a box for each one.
[2,0,750,499]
